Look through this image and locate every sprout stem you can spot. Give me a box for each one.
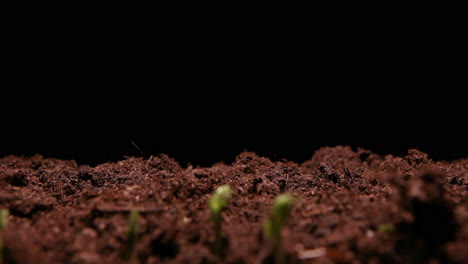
[208,185,231,257]
[264,194,295,264]
[122,210,139,261]
[0,209,9,264]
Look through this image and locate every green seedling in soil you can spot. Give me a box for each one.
[0,209,9,264]
[208,184,232,258]
[0,209,7,230]
[122,210,139,261]
[264,194,295,264]
[378,223,394,233]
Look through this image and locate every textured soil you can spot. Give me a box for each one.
[0,146,467,264]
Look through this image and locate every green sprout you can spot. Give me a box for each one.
[0,209,9,264]
[378,223,394,233]
[208,184,232,257]
[264,194,295,264]
[122,210,139,261]
[0,209,7,230]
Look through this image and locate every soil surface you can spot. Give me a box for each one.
[0,146,467,264]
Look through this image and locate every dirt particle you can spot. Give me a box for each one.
[147,154,182,174]
[449,175,467,186]
[319,162,340,183]
[248,177,263,193]
[405,149,430,165]
[193,170,209,179]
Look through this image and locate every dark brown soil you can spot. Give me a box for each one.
[0,146,467,264]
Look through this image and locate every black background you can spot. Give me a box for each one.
[1,71,465,167]
[1,17,466,166]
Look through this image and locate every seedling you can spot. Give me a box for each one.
[208,184,231,257]
[0,209,7,230]
[378,223,394,233]
[0,209,9,264]
[264,194,295,264]
[122,210,139,261]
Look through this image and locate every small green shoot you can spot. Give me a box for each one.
[0,209,7,230]
[0,209,9,264]
[208,184,232,257]
[264,194,295,264]
[378,223,394,233]
[122,210,139,261]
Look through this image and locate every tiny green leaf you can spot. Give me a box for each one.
[0,209,8,230]
[209,185,232,219]
[272,194,295,227]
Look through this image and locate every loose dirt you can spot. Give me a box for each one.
[0,146,467,263]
